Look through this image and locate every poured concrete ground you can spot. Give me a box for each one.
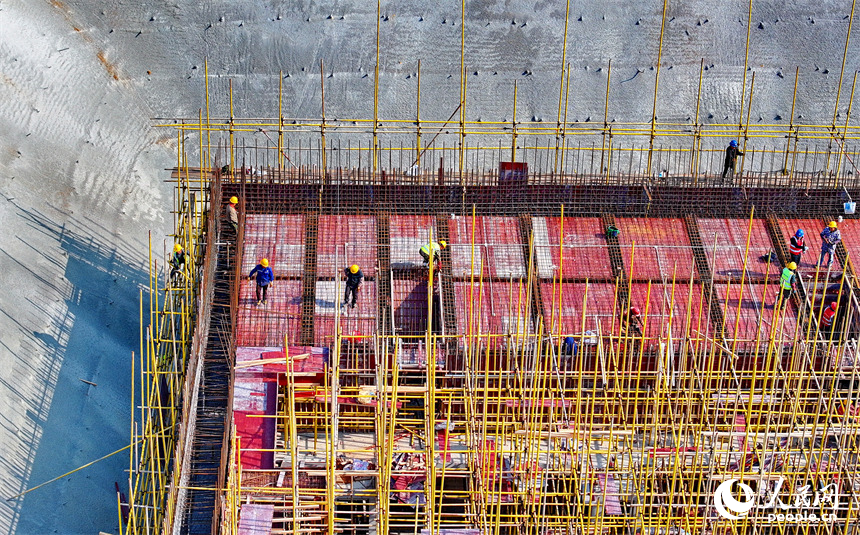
[0,0,858,532]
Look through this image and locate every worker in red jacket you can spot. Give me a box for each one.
[788,229,808,266]
[821,301,838,333]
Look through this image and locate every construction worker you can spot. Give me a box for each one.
[419,240,447,266]
[249,258,274,305]
[169,243,186,279]
[227,196,239,233]
[721,140,744,179]
[788,229,808,266]
[821,301,838,333]
[623,306,644,336]
[343,264,364,309]
[777,261,797,308]
[560,336,580,359]
[819,221,842,269]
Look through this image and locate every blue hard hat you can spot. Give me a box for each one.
[729,140,738,147]
[796,229,804,238]
[564,336,575,346]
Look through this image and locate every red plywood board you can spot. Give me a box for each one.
[453,281,532,337]
[243,214,305,276]
[448,216,525,278]
[833,218,860,269]
[714,283,799,347]
[776,218,827,271]
[538,282,619,335]
[696,218,778,280]
[236,346,328,377]
[615,218,696,280]
[532,216,613,279]
[628,282,712,342]
[313,280,377,345]
[392,278,429,336]
[236,279,303,347]
[316,214,377,277]
[390,215,437,268]
[233,378,277,469]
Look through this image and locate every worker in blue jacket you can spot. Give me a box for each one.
[249,258,274,305]
[819,221,842,269]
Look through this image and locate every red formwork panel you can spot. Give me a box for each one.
[448,216,525,278]
[392,278,429,336]
[532,216,613,280]
[776,218,826,271]
[714,283,799,348]
[453,281,533,338]
[236,279,303,347]
[316,214,377,277]
[235,346,328,379]
[242,214,306,276]
[834,218,860,269]
[390,215,437,268]
[539,282,620,335]
[696,218,778,280]
[313,280,377,346]
[233,377,277,470]
[615,218,696,281]
[628,282,713,343]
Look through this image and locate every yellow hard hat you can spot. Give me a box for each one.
[173,244,182,253]
[787,261,797,270]
[829,221,838,228]
[350,264,359,274]
[230,196,238,204]
[261,258,269,268]
[440,240,447,248]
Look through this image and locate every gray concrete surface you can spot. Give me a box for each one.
[0,0,858,533]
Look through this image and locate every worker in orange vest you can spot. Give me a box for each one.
[821,301,838,333]
[788,229,808,266]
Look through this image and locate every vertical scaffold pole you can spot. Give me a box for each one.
[646,0,668,176]
[828,0,857,177]
[373,0,381,178]
[554,0,572,175]
[320,59,328,180]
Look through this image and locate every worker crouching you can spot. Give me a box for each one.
[419,240,447,266]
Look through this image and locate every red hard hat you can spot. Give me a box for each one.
[830,301,838,309]
[630,306,641,316]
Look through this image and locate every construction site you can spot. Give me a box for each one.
[113,3,860,535]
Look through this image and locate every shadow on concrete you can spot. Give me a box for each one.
[1,199,149,534]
